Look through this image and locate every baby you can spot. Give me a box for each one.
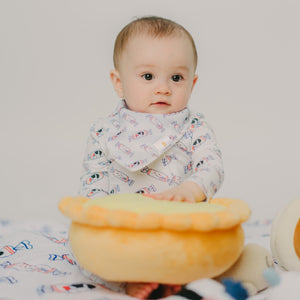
[79,16,224,299]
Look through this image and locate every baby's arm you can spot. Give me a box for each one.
[185,113,224,200]
[79,119,110,198]
[146,181,206,203]
[147,113,224,203]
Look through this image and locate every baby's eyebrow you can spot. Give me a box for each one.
[135,64,155,70]
[173,66,189,72]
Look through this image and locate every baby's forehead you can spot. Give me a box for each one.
[117,33,196,73]
[126,33,194,56]
[123,32,194,57]
[126,30,186,45]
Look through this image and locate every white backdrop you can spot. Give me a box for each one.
[1,0,299,222]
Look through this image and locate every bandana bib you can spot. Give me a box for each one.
[104,100,190,171]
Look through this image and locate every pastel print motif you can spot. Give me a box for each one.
[162,154,177,166]
[195,155,215,172]
[140,166,169,182]
[84,172,108,186]
[190,116,208,130]
[171,120,180,132]
[146,115,165,132]
[109,184,121,194]
[86,188,109,198]
[136,184,157,194]
[111,167,135,186]
[184,117,207,138]
[41,234,68,246]
[108,128,127,141]
[37,283,97,295]
[140,167,183,186]
[0,261,69,276]
[48,254,77,265]
[128,129,152,142]
[191,133,211,152]
[210,181,218,194]
[111,119,121,129]
[140,144,158,157]
[176,141,191,155]
[0,276,18,284]
[87,150,103,161]
[115,141,134,157]
[127,159,148,169]
[0,240,33,258]
[95,127,104,137]
[123,113,138,127]
[184,161,193,174]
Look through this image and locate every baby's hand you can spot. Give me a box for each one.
[145,181,206,203]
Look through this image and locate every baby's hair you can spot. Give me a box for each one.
[113,16,198,70]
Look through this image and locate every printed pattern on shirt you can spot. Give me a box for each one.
[79,100,224,200]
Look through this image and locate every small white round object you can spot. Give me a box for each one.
[270,197,300,271]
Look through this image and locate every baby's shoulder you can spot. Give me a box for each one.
[188,112,209,128]
[89,117,107,138]
[190,111,205,118]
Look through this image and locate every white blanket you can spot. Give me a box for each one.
[0,218,277,300]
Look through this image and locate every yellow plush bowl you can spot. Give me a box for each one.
[59,194,251,284]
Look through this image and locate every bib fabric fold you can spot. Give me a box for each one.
[104,100,190,171]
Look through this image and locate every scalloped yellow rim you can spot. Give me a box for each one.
[59,194,251,232]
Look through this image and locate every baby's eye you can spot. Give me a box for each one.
[142,73,153,80]
[172,74,183,82]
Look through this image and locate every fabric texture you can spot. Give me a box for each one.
[79,100,224,200]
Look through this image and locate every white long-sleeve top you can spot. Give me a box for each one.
[79,100,224,200]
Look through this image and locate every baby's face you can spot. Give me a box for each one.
[111,34,198,114]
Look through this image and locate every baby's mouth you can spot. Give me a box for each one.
[152,101,170,106]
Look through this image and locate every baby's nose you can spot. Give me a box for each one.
[154,79,171,95]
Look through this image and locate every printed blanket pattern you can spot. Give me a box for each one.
[0,219,272,300]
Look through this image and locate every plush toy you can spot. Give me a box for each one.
[270,197,300,271]
[215,243,274,296]
[59,193,251,284]
[169,278,248,300]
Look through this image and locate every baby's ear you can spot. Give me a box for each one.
[110,70,124,98]
[191,74,198,91]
